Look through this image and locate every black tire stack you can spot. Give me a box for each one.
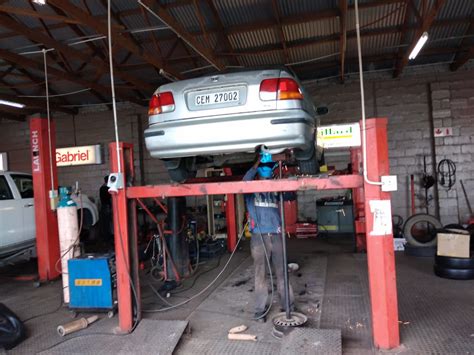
[434,255,474,280]
[434,224,474,280]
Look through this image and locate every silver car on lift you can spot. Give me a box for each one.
[144,69,325,182]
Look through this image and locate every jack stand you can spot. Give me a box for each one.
[272,161,308,339]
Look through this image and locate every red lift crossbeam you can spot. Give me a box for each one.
[110,118,399,350]
[126,175,363,198]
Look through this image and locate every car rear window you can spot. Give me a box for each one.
[0,176,13,200]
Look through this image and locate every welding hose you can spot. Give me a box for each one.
[251,228,274,320]
[143,222,249,313]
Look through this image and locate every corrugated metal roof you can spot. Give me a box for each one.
[438,0,473,19]
[213,0,273,27]
[278,0,336,17]
[228,27,280,50]
[429,22,471,48]
[285,17,339,42]
[0,0,472,110]
[347,2,406,31]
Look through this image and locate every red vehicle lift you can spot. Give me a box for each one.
[109,118,399,349]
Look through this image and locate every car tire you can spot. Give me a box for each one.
[403,214,442,247]
[296,146,320,175]
[404,243,437,257]
[434,264,474,280]
[435,255,474,269]
[167,158,197,183]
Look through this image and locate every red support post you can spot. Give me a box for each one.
[363,118,400,349]
[224,168,237,252]
[109,142,138,333]
[351,147,366,252]
[30,117,60,281]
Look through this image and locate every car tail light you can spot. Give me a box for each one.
[259,78,303,101]
[148,91,175,115]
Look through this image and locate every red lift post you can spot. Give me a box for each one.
[30,116,60,281]
[109,118,399,349]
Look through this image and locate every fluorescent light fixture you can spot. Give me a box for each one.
[409,32,429,60]
[32,0,46,5]
[0,99,25,109]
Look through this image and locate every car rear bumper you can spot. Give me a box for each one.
[144,110,315,159]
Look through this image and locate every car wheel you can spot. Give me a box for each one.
[403,214,442,247]
[167,158,197,183]
[434,264,474,280]
[296,146,320,175]
[435,255,474,269]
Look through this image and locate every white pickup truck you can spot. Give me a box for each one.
[0,171,98,263]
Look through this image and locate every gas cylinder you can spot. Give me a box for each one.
[57,186,79,303]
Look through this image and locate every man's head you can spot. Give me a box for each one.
[257,148,276,179]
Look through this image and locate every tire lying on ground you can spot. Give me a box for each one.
[403,214,442,247]
[434,264,474,280]
[404,243,437,257]
[435,255,474,269]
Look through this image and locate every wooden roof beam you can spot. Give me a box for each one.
[204,0,240,66]
[450,18,474,71]
[139,0,226,71]
[339,0,348,82]
[0,13,154,93]
[0,49,144,106]
[47,0,183,80]
[0,93,77,115]
[393,0,447,77]
[270,0,289,64]
[394,1,414,76]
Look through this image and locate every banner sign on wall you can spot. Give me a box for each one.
[56,145,102,167]
[317,123,361,148]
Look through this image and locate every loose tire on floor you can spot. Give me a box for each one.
[403,214,442,247]
[434,264,474,280]
[435,255,474,269]
[404,243,437,257]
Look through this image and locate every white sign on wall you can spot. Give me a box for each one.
[0,152,7,171]
[56,145,102,167]
[317,123,361,148]
[434,127,453,137]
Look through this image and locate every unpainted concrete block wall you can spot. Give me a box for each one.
[305,64,474,225]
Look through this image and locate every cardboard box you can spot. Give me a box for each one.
[437,232,471,258]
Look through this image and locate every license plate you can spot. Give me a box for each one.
[194,90,240,106]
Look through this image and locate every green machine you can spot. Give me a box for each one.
[316,198,354,234]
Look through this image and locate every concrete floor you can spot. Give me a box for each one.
[1,236,473,354]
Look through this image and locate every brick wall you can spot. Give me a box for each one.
[0,63,473,225]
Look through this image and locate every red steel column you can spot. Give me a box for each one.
[30,117,60,281]
[351,147,366,252]
[224,168,237,252]
[363,118,400,349]
[109,142,134,333]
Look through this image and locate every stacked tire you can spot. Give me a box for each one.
[434,255,474,280]
[403,214,442,257]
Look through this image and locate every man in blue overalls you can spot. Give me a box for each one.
[244,148,295,322]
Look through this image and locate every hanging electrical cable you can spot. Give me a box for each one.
[438,159,456,190]
[354,0,383,186]
[108,0,122,175]
[42,48,58,209]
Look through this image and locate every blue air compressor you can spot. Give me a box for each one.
[68,254,116,315]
